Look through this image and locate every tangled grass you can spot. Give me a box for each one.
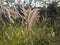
[0,1,60,45]
[0,23,60,45]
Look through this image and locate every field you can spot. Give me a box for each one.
[0,0,60,45]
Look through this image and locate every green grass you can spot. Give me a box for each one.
[0,24,60,45]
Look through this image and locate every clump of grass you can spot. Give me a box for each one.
[22,7,40,30]
[0,23,59,45]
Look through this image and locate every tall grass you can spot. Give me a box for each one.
[0,23,60,45]
[0,1,60,45]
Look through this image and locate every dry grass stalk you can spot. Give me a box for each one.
[4,7,14,23]
[28,8,40,23]
[0,2,7,27]
[22,7,40,30]
[28,10,39,30]
[0,3,3,21]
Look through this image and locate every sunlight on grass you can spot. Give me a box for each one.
[0,24,59,45]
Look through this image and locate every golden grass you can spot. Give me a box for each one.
[22,7,40,30]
